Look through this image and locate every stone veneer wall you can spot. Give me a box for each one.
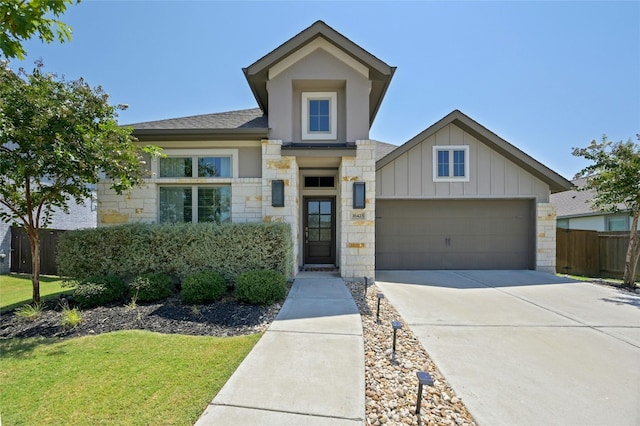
[339,140,376,279]
[261,140,299,276]
[536,202,557,273]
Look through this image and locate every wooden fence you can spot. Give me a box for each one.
[10,226,66,275]
[556,229,639,280]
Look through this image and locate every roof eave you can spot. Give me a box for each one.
[132,128,269,142]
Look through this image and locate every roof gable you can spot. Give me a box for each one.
[377,110,572,193]
[243,20,395,126]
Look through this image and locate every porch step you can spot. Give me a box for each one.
[300,264,339,272]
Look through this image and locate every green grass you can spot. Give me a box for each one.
[0,330,261,425]
[0,274,73,312]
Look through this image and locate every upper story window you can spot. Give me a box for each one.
[433,146,470,182]
[160,157,231,178]
[301,92,337,140]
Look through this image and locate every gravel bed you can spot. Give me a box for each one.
[346,280,477,426]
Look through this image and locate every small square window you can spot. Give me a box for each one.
[433,146,469,182]
[301,92,337,140]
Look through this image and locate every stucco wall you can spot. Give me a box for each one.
[267,44,371,143]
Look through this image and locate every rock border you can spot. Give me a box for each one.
[346,280,477,426]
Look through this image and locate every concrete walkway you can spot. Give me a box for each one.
[195,273,365,425]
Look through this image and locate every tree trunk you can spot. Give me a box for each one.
[28,230,41,305]
[623,210,639,289]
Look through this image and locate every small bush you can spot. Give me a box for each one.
[235,270,287,305]
[15,303,42,322]
[130,273,174,302]
[73,276,126,308]
[181,271,226,304]
[60,303,82,328]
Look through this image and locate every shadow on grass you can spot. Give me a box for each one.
[0,337,60,359]
[1,289,74,314]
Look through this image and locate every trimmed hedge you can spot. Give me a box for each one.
[181,271,226,304]
[72,275,127,308]
[235,270,287,305]
[57,222,293,283]
[130,273,174,302]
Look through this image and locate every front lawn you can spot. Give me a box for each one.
[0,330,260,425]
[0,274,73,312]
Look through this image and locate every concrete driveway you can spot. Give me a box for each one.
[375,270,640,426]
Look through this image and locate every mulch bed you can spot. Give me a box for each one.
[0,294,282,340]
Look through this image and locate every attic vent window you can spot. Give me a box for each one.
[301,92,337,140]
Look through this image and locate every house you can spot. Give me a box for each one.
[551,178,639,231]
[0,192,97,275]
[97,21,572,278]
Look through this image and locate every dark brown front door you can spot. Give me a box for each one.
[304,197,335,264]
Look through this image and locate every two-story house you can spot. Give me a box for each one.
[97,21,572,279]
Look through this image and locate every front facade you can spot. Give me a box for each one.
[97,21,571,278]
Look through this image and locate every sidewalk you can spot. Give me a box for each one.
[195,272,365,425]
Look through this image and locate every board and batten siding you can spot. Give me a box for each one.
[376,124,550,202]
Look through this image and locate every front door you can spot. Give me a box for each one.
[304,197,336,264]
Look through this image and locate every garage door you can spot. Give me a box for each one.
[376,199,534,270]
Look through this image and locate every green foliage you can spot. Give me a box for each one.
[57,222,293,282]
[181,271,227,304]
[0,62,160,304]
[0,0,79,60]
[59,302,82,328]
[14,303,42,321]
[235,270,287,305]
[72,276,126,308]
[573,134,640,287]
[130,273,174,302]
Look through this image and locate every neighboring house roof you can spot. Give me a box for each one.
[126,108,269,141]
[551,177,628,218]
[243,20,396,127]
[373,140,398,162]
[376,109,573,193]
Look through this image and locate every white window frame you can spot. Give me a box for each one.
[152,149,238,180]
[432,145,470,182]
[301,92,337,140]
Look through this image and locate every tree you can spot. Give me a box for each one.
[572,135,640,288]
[0,62,159,304]
[1,0,80,60]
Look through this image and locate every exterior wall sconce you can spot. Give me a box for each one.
[353,182,365,209]
[0,251,5,264]
[272,180,284,207]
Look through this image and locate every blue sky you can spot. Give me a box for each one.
[9,0,640,180]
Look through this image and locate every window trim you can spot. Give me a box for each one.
[152,149,238,180]
[301,92,337,140]
[432,145,470,182]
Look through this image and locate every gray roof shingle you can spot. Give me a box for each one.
[126,108,268,130]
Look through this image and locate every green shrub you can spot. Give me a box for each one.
[130,273,174,302]
[235,270,287,305]
[57,222,293,283]
[181,271,226,304]
[73,276,126,308]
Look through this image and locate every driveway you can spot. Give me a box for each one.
[375,270,640,426]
